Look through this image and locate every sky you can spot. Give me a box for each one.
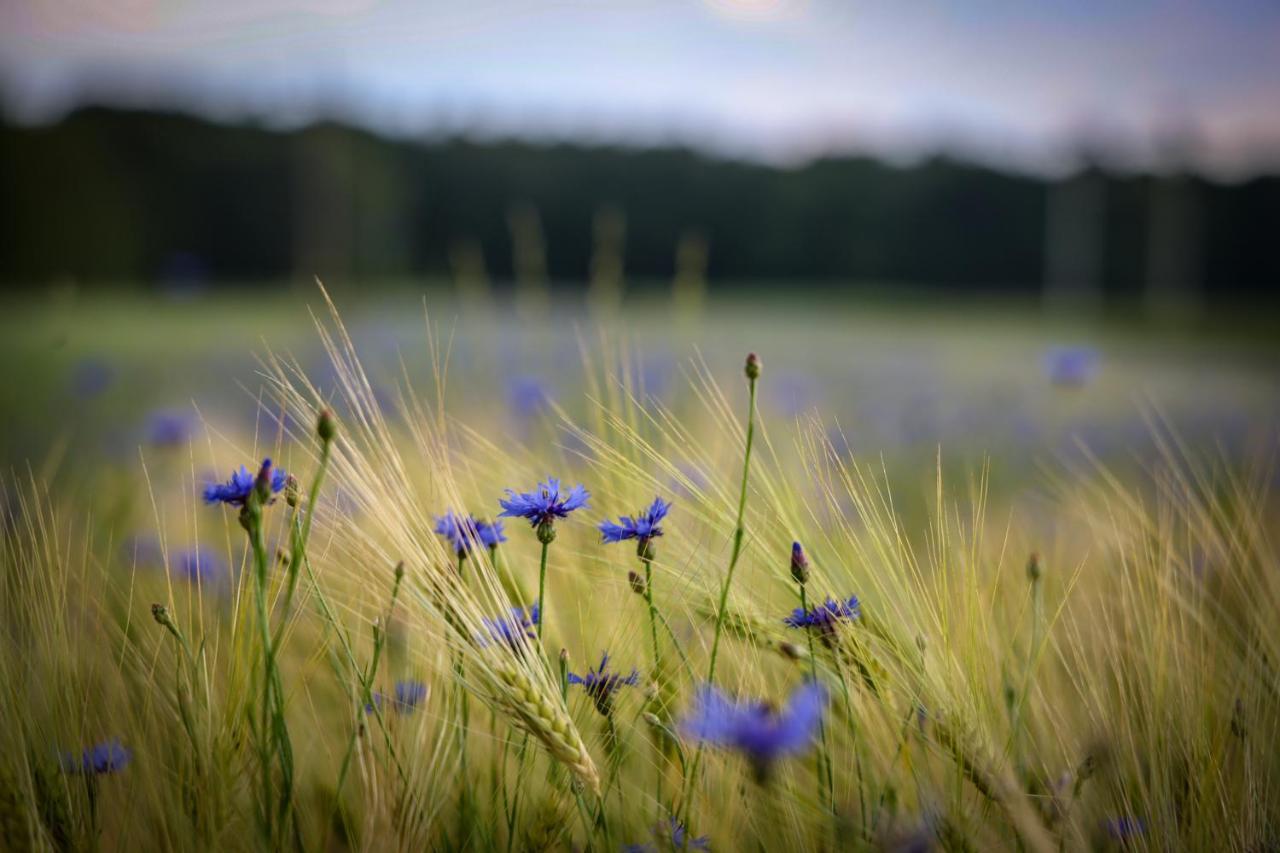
[3,0,1280,176]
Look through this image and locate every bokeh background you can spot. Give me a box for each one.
[2,0,1278,488]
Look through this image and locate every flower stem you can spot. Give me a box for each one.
[536,540,550,641]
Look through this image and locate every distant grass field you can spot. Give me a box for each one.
[1,284,1277,850]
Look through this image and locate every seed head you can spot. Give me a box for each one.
[317,408,337,442]
[745,352,762,380]
[628,570,647,596]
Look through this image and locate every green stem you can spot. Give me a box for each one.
[642,557,665,811]
[682,373,758,830]
[535,540,549,641]
[705,375,757,685]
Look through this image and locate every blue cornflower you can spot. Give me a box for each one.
[202,459,288,506]
[172,547,227,584]
[367,680,428,714]
[70,358,114,400]
[568,651,639,715]
[784,595,861,631]
[479,603,541,650]
[477,518,507,548]
[1104,816,1147,840]
[623,817,710,852]
[145,409,196,447]
[599,497,671,545]
[435,511,508,557]
[435,511,481,557]
[62,739,132,775]
[499,477,589,530]
[1044,345,1100,388]
[681,681,827,779]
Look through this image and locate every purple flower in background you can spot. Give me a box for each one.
[62,739,132,775]
[145,409,197,447]
[623,817,710,852]
[1044,346,1100,388]
[681,681,827,779]
[498,478,589,528]
[506,375,551,418]
[367,680,428,714]
[479,603,541,650]
[202,460,287,506]
[476,518,507,548]
[784,595,861,631]
[70,358,114,400]
[1104,817,1147,840]
[435,512,508,556]
[599,497,671,544]
[567,651,639,715]
[172,547,227,584]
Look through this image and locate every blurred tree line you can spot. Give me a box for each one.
[1,106,1276,303]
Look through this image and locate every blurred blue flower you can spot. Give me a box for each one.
[172,547,227,584]
[507,375,552,418]
[479,603,541,649]
[121,535,163,567]
[70,358,114,400]
[784,595,861,631]
[681,681,827,778]
[367,680,428,714]
[498,478,589,528]
[623,817,710,852]
[145,409,196,447]
[202,460,287,506]
[435,511,507,556]
[599,497,671,544]
[62,738,131,775]
[568,651,639,715]
[1044,345,1100,388]
[1104,816,1146,840]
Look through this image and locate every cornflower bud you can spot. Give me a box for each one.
[790,540,809,584]
[628,570,647,596]
[745,352,762,380]
[317,408,337,442]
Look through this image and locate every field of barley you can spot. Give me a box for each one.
[1,284,1278,851]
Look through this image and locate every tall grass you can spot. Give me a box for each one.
[0,290,1277,850]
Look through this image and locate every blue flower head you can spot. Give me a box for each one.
[203,459,288,507]
[498,478,589,529]
[172,547,227,584]
[62,738,132,775]
[435,512,509,557]
[477,518,507,548]
[367,680,428,715]
[623,817,710,852]
[681,681,827,779]
[567,651,639,715]
[1044,345,1100,388]
[784,595,861,632]
[145,409,196,447]
[479,603,541,651]
[599,497,671,545]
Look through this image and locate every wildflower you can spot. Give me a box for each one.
[1026,551,1043,581]
[499,477,589,530]
[479,603,541,650]
[1044,345,1099,388]
[367,680,428,714]
[745,352,762,380]
[477,518,507,548]
[784,595,861,631]
[789,541,810,584]
[623,817,710,852]
[434,510,481,557]
[681,681,827,780]
[567,652,639,716]
[599,497,671,545]
[145,409,196,447]
[202,459,288,506]
[506,375,552,418]
[172,547,227,584]
[1104,816,1146,840]
[62,739,131,775]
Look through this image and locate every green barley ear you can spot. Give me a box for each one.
[522,791,573,852]
[495,666,601,796]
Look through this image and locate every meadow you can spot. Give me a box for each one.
[1,284,1278,851]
